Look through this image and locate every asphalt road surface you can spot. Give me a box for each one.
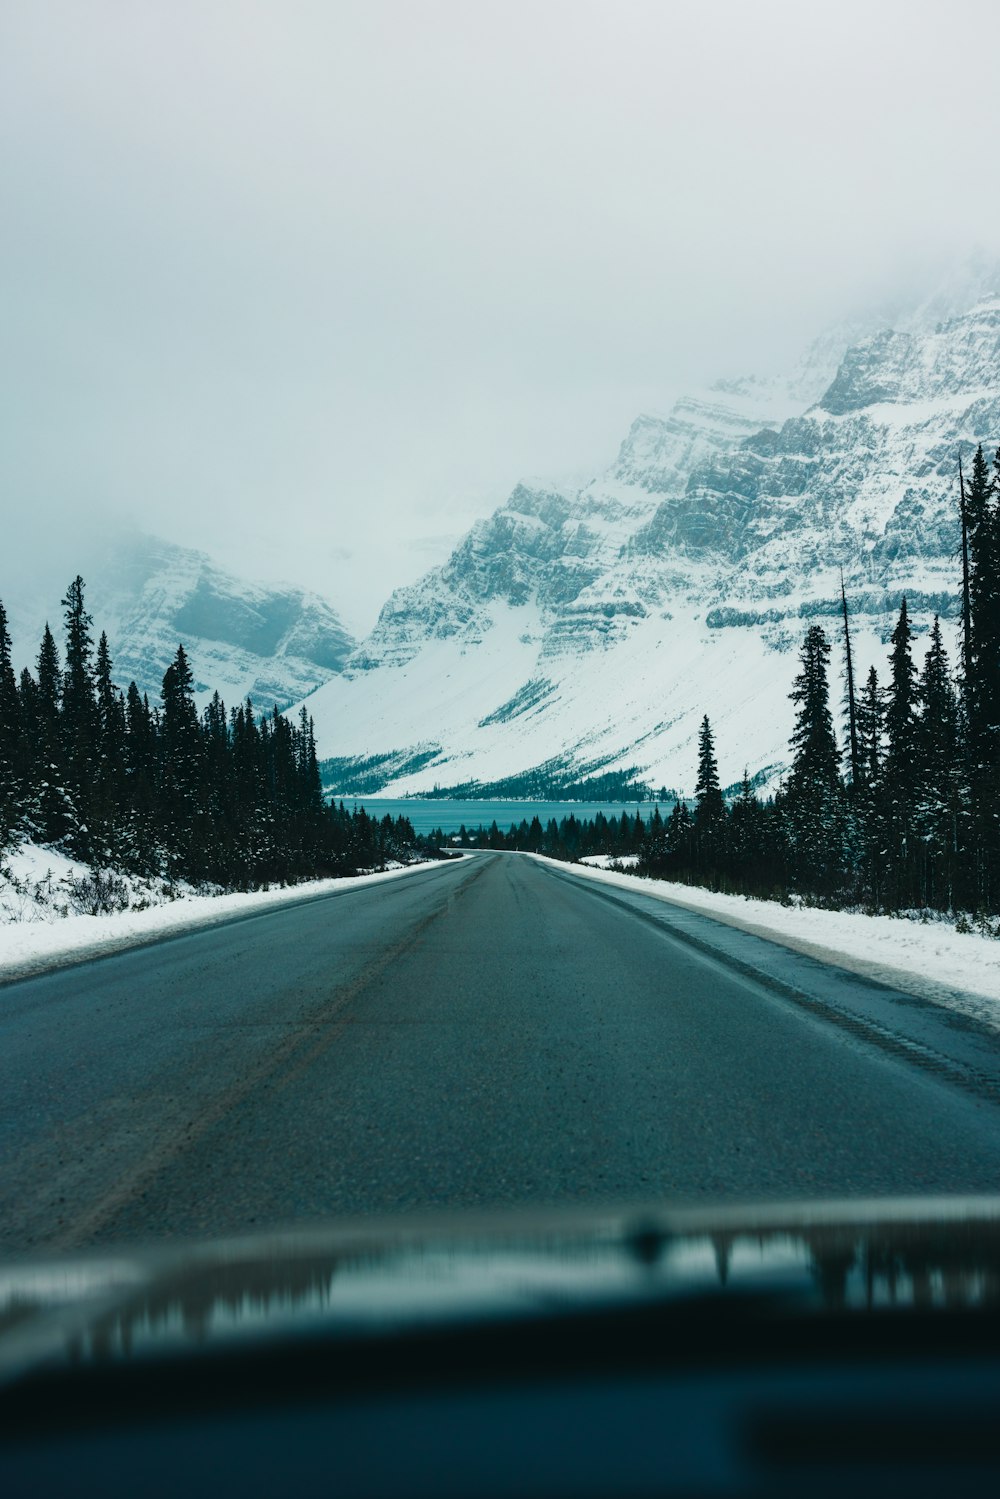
[4,852,1000,1254]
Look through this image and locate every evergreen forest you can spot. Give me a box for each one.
[0,578,421,890]
[3,442,1000,920]
[456,443,1000,921]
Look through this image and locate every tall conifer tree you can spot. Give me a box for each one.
[34,623,72,844]
[159,644,202,875]
[692,715,725,876]
[914,617,960,907]
[60,576,99,856]
[882,599,919,887]
[839,570,860,787]
[856,666,883,791]
[91,630,128,862]
[785,625,844,891]
[0,601,21,846]
[694,716,724,825]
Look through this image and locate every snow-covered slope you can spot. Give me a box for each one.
[301,291,1000,797]
[7,534,355,711]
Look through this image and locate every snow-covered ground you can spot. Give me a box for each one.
[294,296,1000,801]
[579,853,640,870]
[0,843,441,986]
[532,855,1000,1032]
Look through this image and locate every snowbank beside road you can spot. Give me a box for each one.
[579,853,640,870]
[0,847,442,986]
[532,855,1000,1030]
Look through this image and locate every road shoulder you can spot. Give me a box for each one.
[0,859,453,988]
[528,853,1000,1036]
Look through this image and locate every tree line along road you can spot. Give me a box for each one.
[3,851,1000,1255]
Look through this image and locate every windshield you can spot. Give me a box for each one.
[3,1,1000,1269]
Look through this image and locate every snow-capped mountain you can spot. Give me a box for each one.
[7,533,355,711]
[303,286,1000,798]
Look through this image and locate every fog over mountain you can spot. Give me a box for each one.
[299,270,1000,795]
[3,2,1000,636]
[4,532,355,713]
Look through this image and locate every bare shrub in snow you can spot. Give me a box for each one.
[60,870,132,917]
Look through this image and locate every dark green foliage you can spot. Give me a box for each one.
[0,602,21,848]
[694,716,724,824]
[913,617,961,909]
[788,627,840,792]
[687,715,726,881]
[8,456,1000,920]
[963,444,1000,906]
[966,444,1000,750]
[91,631,128,865]
[885,599,919,795]
[32,624,73,846]
[856,667,883,791]
[457,805,657,863]
[440,440,1000,917]
[854,665,887,905]
[839,572,861,788]
[59,576,99,859]
[0,578,422,889]
[784,625,845,893]
[878,598,920,902]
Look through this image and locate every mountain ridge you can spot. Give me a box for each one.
[299,287,1000,798]
[6,533,355,713]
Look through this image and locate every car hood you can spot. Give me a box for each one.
[3,1195,1000,1388]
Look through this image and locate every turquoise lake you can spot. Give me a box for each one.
[328,798,676,836]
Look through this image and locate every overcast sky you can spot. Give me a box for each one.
[3,0,1000,635]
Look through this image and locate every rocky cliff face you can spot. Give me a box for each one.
[9,533,355,711]
[299,290,1000,797]
[353,368,822,673]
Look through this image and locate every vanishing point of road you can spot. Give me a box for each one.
[4,852,1000,1253]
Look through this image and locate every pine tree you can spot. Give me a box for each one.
[694,716,724,822]
[90,631,128,864]
[644,802,667,869]
[0,600,22,848]
[960,454,974,690]
[15,668,39,837]
[33,623,72,844]
[60,576,99,857]
[960,441,1000,908]
[965,442,993,534]
[124,683,158,873]
[854,665,886,907]
[230,699,267,886]
[729,769,763,887]
[199,690,231,881]
[789,627,840,789]
[882,598,919,901]
[966,443,1000,763]
[159,644,203,877]
[885,599,919,789]
[913,617,960,907]
[692,716,726,879]
[839,571,861,787]
[785,625,844,892]
[856,667,883,791]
